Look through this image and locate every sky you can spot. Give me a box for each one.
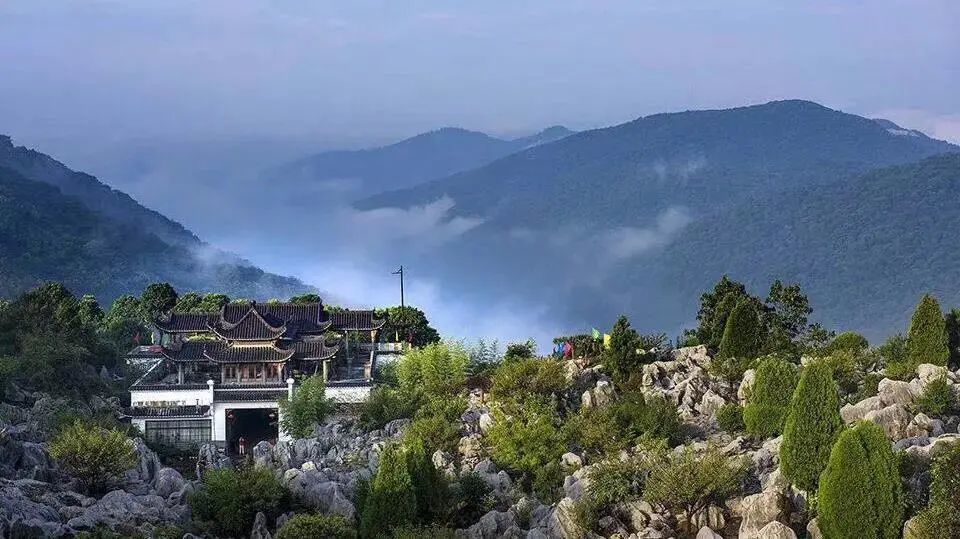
[1,0,958,146]
[1,0,958,347]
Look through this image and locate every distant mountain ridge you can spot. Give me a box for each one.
[268,125,574,196]
[0,136,313,303]
[350,100,959,339]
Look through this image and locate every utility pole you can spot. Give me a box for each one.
[392,266,405,343]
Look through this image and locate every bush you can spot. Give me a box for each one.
[912,442,960,538]
[49,420,138,495]
[817,421,904,539]
[276,514,357,539]
[487,398,566,490]
[489,358,566,405]
[916,376,956,416]
[360,444,418,538]
[359,387,421,430]
[446,472,493,529]
[779,362,843,492]
[742,357,798,438]
[532,460,565,502]
[619,392,682,446]
[718,300,763,362]
[279,375,334,438]
[644,444,745,518]
[900,294,949,375]
[603,315,641,384]
[404,437,446,523]
[827,331,869,354]
[391,525,456,539]
[397,342,468,398]
[565,406,623,457]
[716,403,745,433]
[189,466,290,538]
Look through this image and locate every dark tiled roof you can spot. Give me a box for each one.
[212,306,287,341]
[222,302,329,333]
[161,341,211,362]
[293,339,341,360]
[155,313,216,333]
[126,405,210,418]
[325,310,386,331]
[215,390,285,402]
[205,343,295,363]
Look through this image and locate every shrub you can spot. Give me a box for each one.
[716,403,745,433]
[446,472,493,529]
[617,392,682,446]
[189,466,290,538]
[49,420,138,495]
[397,342,468,398]
[905,294,949,371]
[565,406,623,457]
[603,315,641,384]
[503,339,537,362]
[279,375,334,438]
[817,421,904,539]
[916,376,956,416]
[359,387,421,430]
[532,460,565,502]
[827,331,869,354]
[360,444,417,538]
[779,362,843,492]
[486,398,566,489]
[404,437,446,523]
[644,444,745,518]
[912,442,960,538]
[275,514,357,539]
[742,357,798,438]
[391,525,456,539]
[718,300,763,362]
[489,358,566,405]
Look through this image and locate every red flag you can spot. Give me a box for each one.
[133,332,141,345]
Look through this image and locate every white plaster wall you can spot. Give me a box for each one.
[130,388,210,407]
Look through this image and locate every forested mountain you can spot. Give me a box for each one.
[0,135,199,246]
[268,125,573,196]
[352,100,959,338]
[0,142,312,303]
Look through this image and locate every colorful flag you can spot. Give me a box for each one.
[592,328,601,340]
[603,333,612,349]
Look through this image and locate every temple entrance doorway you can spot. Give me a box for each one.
[225,408,278,456]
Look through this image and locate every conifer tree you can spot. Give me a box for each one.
[360,445,417,538]
[603,315,640,384]
[905,294,949,369]
[742,356,798,438]
[817,421,904,539]
[779,362,842,492]
[718,300,762,361]
[404,437,446,523]
[708,292,740,349]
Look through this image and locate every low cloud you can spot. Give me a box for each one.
[651,156,707,183]
[335,196,484,251]
[601,206,692,261]
[872,109,960,144]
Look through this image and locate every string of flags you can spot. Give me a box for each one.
[554,328,613,358]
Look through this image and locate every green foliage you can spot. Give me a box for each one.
[189,466,290,539]
[574,446,662,530]
[487,398,566,488]
[602,315,641,384]
[718,300,763,362]
[276,514,357,539]
[279,375,334,439]
[827,331,869,354]
[359,387,421,431]
[397,342,468,398]
[140,282,178,319]
[503,339,537,363]
[532,460,565,503]
[912,442,960,538]
[644,444,745,518]
[49,420,138,495]
[915,376,956,416]
[565,392,681,457]
[763,280,814,354]
[390,525,456,539]
[446,472,493,529]
[378,306,441,347]
[779,362,843,492]
[360,444,418,538]
[716,403,745,433]
[289,293,323,304]
[565,406,622,457]
[904,294,949,371]
[406,395,467,454]
[947,308,960,369]
[489,358,566,405]
[743,356,798,438]
[817,421,904,539]
[404,437,447,523]
[696,276,752,348]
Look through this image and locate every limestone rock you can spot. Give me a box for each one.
[582,380,615,408]
[877,379,917,407]
[739,369,756,403]
[153,467,184,498]
[840,396,884,424]
[738,489,787,539]
[250,511,272,539]
[696,526,722,539]
[757,521,796,539]
[561,452,583,469]
[459,509,519,539]
[864,404,914,440]
[806,518,823,539]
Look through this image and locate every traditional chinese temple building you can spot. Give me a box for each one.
[126,301,400,453]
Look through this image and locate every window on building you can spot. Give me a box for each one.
[144,419,211,450]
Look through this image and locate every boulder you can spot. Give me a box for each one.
[697,389,726,416]
[582,380,615,408]
[877,379,917,407]
[459,435,485,468]
[129,438,161,484]
[478,412,495,433]
[250,511,272,539]
[864,404,915,440]
[757,521,797,539]
[696,527,722,539]
[840,396,884,424]
[739,369,756,403]
[917,364,952,388]
[806,518,823,539]
[561,452,583,469]
[459,509,518,539]
[546,497,585,539]
[738,489,787,539]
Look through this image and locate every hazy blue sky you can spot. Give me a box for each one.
[1,0,958,146]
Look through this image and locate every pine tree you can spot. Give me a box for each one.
[360,445,417,538]
[718,300,762,361]
[404,437,446,523]
[603,315,640,384]
[905,294,949,369]
[708,292,740,349]
[742,356,798,438]
[779,362,842,492]
[817,421,904,539]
